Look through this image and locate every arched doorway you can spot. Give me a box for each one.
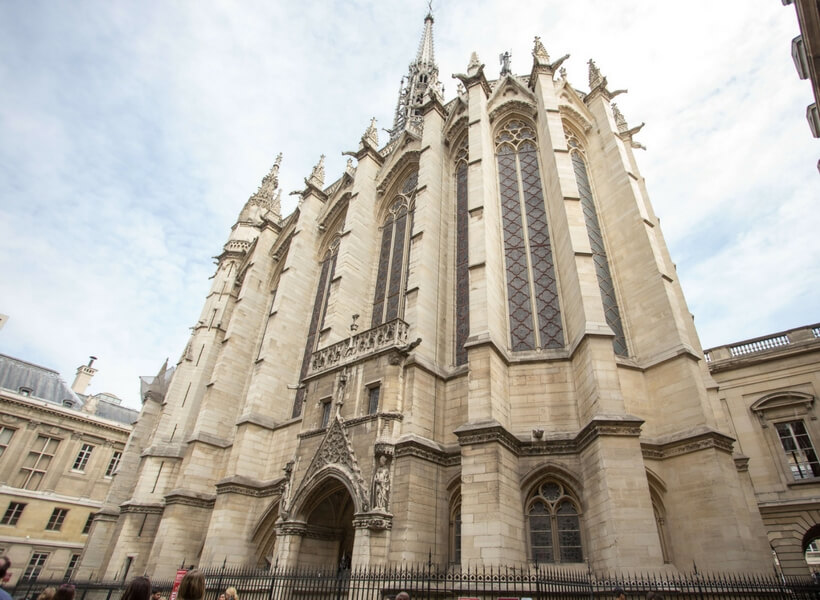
[297,478,356,569]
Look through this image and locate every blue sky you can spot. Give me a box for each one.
[0,1,817,409]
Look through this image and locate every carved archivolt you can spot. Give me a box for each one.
[288,416,369,516]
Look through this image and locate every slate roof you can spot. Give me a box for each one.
[0,353,82,408]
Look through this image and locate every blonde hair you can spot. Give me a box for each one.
[225,588,238,600]
[38,588,57,600]
[177,570,205,600]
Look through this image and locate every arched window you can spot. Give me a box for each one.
[372,171,417,327]
[292,238,340,418]
[455,136,470,365]
[449,494,462,564]
[567,132,627,356]
[526,479,583,563]
[495,120,564,351]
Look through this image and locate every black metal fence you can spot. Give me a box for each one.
[9,564,820,600]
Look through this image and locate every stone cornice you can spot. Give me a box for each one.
[186,431,232,449]
[141,444,186,459]
[355,144,385,165]
[0,394,133,435]
[164,489,216,509]
[394,435,460,467]
[215,475,283,498]
[454,420,521,455]
[119,502,165,515]
[640,427,735,460]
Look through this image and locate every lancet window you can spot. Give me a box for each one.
[495,119,564,351]
[526,479,583,564]
[567,133,627,356]
[455,136,470,365]
[292,238,340,418]
[371,170,418,327]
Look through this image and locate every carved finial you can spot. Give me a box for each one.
[308,154,325,188]
[588,58,605,90]
[467,51,482,76]
[362,117,379,147]
[499,51,512,76]
[532,36,550,65]
[611,103,628,133]
[559,66,567,79]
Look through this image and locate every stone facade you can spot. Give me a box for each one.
[0,355,137,585]
[706,323,820,576]
[82,14,776,578]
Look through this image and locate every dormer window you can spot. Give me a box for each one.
[18,387,32,396]
[62,399,74,408]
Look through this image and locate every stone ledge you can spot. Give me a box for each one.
[215,474,283,498]
[640,426,734,459]
[164,489,216,509]
[119,502,165,515]
[395,434,460,466]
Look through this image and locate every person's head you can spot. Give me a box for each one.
[396,593,410,600]
[151,590,162,600]
[0,556,11,584]
[218,595,225,600]
[224,587,237,600]
[37,587,57,600]
[121,577,151,600]
[177,570,205,600]
[614,587,626,600]
[54,584,75,600]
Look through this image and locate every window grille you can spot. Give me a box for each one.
[106,451,122,477]
[73,443,94,472]
[46,507,69,531]
[24,552,49,581]
[16,435,60,490]
[568,134,627,356]
[776,420,820,479]
[455,137,470,365]
[527,479,583,563]
[0,426,14,457]
[372,171,418,327]
[495,120,563,351]
[0,502,26,526]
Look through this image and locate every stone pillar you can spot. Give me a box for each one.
[274,521,306,568]
[351,513,392,567]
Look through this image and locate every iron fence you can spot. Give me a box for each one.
[9,564,820,600]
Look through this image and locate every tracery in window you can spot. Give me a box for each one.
[455,136,470,365]
[292,238,340,418]
[567,132,627,356]
[526,478,583,563]
[495,120,563,351]
[372,170,418,327]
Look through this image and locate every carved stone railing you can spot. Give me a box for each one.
[308,319,410,376]
[704,323,820,364]
[223,239,252,253]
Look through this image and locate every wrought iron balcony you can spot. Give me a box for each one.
[308,318,410,376]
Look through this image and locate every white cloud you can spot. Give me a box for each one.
[0,0,816,407]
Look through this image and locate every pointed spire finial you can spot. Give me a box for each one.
[533,36,550,65]
[588,59,606,90]
[468,51,482,76]
[308,154,326,188]
[362,117,379,148]
[271,188,282,217]
[611,103,628,133]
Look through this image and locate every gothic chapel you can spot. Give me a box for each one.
[79,13,773,577]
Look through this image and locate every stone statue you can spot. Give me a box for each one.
[373,455,391,510]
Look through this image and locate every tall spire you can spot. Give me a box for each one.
[390,10,443,141]
[238,153,281,224]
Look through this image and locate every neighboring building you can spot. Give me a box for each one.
[706,323,820,576]
[782,0,820,169]
[81,13,775,579]
[0,354,137,584]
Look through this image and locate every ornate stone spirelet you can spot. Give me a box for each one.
[533,36,550,65]
[308,155,325,188]
[588,58,604,90]
[611,103,629,133]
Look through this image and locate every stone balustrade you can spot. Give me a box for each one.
[704,323,820,363]
[308,318,410,376]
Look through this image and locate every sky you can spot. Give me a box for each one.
[0,1,817,410]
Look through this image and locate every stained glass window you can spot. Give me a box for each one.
[455,136,470,365]
[495,120,564,351]
[292,239,340,418]
[527,479,583,564]
[568,135,627,356]
[372,171,417,326]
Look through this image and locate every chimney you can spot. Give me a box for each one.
[71,356,98,395]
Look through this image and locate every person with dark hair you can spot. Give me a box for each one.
[151,589,163,600]
[177,570,205,600]
[0,556,11,600]
[614,587,626,600]
[54,584,75,600]
[121,576,151,600]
